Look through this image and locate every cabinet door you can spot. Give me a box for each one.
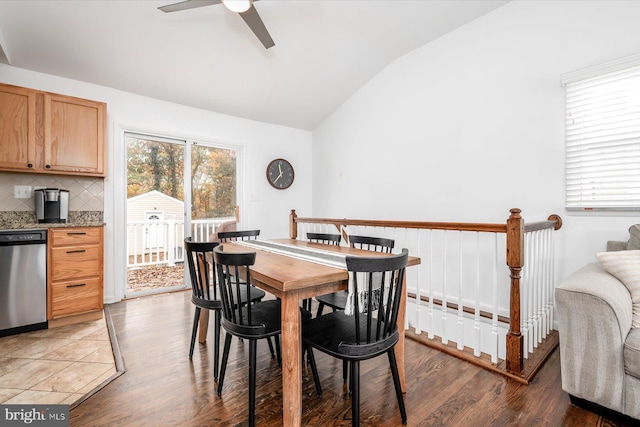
[0,85,36,171]
[49,277,102,319]
[50,245,102,282]
[44,93,105,176]
[50,227,102,247]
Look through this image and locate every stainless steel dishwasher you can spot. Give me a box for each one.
[0,229,48,337]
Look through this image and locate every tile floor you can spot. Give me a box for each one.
[0,316,118,406]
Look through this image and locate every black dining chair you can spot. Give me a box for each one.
[303,232,342,312]
[214,245,313,426]
[315,235,395,317]
[215,229,279,356]
[183,238,267,380]
[304,249,409,426]
[218,229,261,242]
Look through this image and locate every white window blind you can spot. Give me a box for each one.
[564,62,640,211]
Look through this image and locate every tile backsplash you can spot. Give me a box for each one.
[0,172,104,212]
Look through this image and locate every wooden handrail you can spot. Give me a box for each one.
[289,210,508,236]
[290,209,562,236]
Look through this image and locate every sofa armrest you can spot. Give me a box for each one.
[606,241,627,252]
[555,262,633,413]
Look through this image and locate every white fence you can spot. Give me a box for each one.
[126,217,235,268]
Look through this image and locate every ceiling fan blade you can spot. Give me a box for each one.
[158,0,221,13]
[239,3,275,49]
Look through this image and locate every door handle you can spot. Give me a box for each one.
[66,249,86,254]
[66,283,86,288]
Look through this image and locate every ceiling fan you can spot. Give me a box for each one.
[158,0,275,49]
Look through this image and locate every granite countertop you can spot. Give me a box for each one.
[0,211,105,230]
[0,222,106,231]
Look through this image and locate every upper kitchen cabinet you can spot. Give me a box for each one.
[0,85,36,171]
[0,83,106,177]
[44,93,105,176]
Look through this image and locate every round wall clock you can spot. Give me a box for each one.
[266,158,294,189]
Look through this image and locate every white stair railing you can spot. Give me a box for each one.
[290,209,562,382]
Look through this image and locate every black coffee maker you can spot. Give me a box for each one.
[35,188,69,223]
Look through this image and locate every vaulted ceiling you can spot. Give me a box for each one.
[0,0,508,130]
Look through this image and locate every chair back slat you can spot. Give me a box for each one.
[218,229,260,242]
[307,232,341,245]
[349,235,394,253]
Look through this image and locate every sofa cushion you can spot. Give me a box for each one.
[625,328,640,379]
[596,250,640,328]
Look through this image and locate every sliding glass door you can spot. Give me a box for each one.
[190,143,238,241]
[125,133,239,297]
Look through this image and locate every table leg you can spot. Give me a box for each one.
[199,310,209,343]
[395,274,407,392]
[281,291,302,426]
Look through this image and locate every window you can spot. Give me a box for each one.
[563,56,640,211]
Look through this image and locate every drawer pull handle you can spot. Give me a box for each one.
[67,232,87,235]
[66,283,86,288]
[66,249,86,254]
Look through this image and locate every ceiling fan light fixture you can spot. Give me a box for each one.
[221,0,252,13]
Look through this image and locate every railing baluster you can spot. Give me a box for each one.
[414,229,422,335]
[428,229,435,340]
[441,231,448,345]
[491,232,499,364]
[544,228,552,339]
[535,230,542,347]
[133,223,139,266]
[548,227,556,337]
[457,231,464,351]
[530,232,536,354]
[523,232,531,359]
[474,232,481,357]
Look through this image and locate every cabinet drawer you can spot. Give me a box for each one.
[50,227,102,246]
[50,278,102,319]
[50,245,101,281]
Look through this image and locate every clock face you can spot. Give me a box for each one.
[267,158,294,189]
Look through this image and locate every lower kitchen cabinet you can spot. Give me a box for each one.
[48,227,104,322]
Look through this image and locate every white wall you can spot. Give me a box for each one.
[0,63,313,303]
[312,0,640,283]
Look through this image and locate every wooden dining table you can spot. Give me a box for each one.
[200,238,420,426]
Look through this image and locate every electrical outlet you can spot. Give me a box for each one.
[14,185,32,199]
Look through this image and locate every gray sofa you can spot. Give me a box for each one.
[556,227,640,420]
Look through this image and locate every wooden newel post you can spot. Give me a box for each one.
[506,208,524,375]
[289,209,298,240]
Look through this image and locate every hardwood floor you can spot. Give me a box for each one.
[70,291,635,426]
